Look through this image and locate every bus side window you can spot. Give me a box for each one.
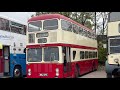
[73,51,76,60]
[89,51,92,58]
[95,52,97,58]
[80,51,84,59]
[85,51,88,59]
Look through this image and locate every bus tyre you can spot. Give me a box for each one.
[92,63,95,71]
[74,65,80,78]
[107,73,112,78]
[13,66,22,78]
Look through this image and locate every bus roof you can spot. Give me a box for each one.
[0,14,27,25]
[28,14,92,31]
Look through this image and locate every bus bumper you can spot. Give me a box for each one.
[105,60,120,74]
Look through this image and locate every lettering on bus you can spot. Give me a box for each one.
[39,73,48,76]
[38,38,47,43]
[0,34,14,40]
[39,44,45,47]
[36,32,49,38]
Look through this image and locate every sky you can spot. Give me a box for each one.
[0,12,35,24]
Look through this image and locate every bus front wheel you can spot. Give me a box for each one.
[13,66,22,78]
[74,65,80,78]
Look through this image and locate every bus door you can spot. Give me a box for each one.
[63,47,72,78]
[3,46,10,76]
[0,44,3,73]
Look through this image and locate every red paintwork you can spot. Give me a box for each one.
[28,14,92,31]
[27,63,63,78]
[0,58,3,73]
[26,43,97,50]
[27,59,98,78]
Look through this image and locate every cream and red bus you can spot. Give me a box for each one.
[26,14,98,78]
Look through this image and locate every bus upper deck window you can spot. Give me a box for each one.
[28,21,42,32]
[61,20,72,32]
[43,19,58,30]
[24,48,26,53]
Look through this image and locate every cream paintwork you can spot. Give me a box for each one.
[108,21,120,36]
[61,30,97,48]
[0,43,3,49]
[108,53,120,65]
[107,21,120,65]
[27,19,97,48]
[27,30,97,48]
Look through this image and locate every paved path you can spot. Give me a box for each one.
[80,70,106,78]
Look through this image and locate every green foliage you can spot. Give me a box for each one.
[98,45,107,65]
[71,12,94,29]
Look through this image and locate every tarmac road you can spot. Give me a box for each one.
[79,70,106,78]
[0,70,107,78]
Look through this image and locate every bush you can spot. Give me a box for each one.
[98,47,107,65]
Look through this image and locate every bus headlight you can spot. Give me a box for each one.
[56,68,59,73]
[111,56,113,58]
[28,68,31,76]
[56,73,59,76]
[114,58,119,63]
[55,68,59,76]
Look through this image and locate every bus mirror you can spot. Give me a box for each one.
[24,48,26,53]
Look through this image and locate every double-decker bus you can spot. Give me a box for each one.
[0,15,26,78]
[105,12,120,78]
[26,14,98,78]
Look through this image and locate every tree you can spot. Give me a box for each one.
[94,12,109,35]
[71,12,94,29]
[98,41,107,65]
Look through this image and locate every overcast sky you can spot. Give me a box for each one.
[0,12,35,24]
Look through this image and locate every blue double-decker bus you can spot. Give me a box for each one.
[0,15,26,78]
